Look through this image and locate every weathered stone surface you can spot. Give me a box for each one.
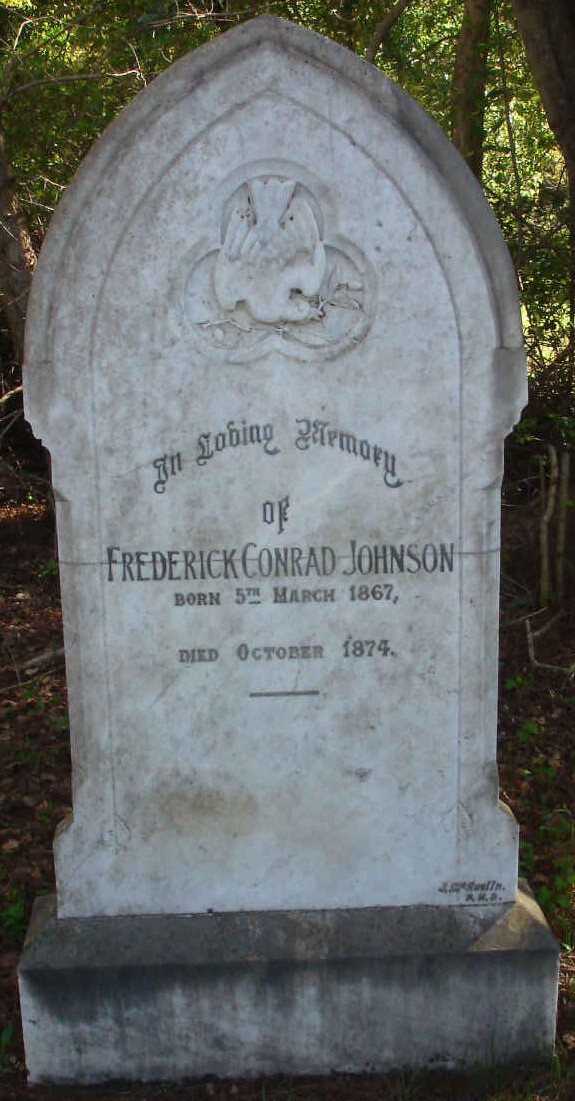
[19,885,559,1083]
[20,14,559,1086]
[23,16,526,920]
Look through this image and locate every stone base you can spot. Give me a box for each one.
[19,883,559,1085]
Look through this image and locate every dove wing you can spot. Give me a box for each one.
[214,205,252,310]
[281,193,326,292]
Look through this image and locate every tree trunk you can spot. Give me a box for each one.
[511,0,575,185]
[366,0,416,64]
[0,133,36,371]
[451,0,491,181]
[511,0,575,390]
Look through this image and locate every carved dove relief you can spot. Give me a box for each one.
[214,179,326,324]
[182,173,374,362]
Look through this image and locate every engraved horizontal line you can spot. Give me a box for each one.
[249,690,321,698]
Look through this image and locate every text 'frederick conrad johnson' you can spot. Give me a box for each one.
[105,540,456,582]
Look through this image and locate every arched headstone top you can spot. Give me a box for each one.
[25,15,525,445]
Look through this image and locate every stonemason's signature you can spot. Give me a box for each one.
[438,880,504,903]
[152,415,401,492]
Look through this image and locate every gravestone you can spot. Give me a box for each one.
[19,16,558,1084]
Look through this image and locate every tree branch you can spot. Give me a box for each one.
[3,68,143,102]
[526,617,573,676]
[555,449,570,605]
[0,3,109,94]
[0,134,35,363]
[0,384,22,405]
[365,0,415,64]
[451,0,491,180]
[539,443,558,606]
[494,4,523,232]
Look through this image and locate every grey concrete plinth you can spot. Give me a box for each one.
[19,883,558,1085]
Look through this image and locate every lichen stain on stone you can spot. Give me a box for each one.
[144,782,257,837]
[342,766,372,782]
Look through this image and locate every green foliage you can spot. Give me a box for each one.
[519,836,535,876]
[516,719,539,743]
[384,1069,421,1101]
[34,799,52,824]
[377,1,569,406]
[504,671,533,691]
[368,0,461,132]
[536,806,575,947]
[0,884,26,941]
[512,414,539,446]
[0,3,178,231]
[0,1023,13,1069]
[37,555,58,579]
[521,805,574,948]
[21,678,45,713]
[0,0,571,410]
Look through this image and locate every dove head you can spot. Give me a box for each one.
[248,178,297,240]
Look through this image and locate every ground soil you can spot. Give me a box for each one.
[0,454,574,1101]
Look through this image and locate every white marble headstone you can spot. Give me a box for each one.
[24,17,526,917]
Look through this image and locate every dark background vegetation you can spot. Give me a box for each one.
[0,2,574,1098]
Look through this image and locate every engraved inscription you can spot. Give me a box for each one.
[197,420,279,465]
[438,880,504,904]
[152,451,182,494]
[127,416,451,704]
[273,586,335,604]
[262,496,290,534]
[295,418,400,487]
[106,541,455,582]
[178,648,219,663]
[237,643,324,661]
[152,414,400,490]
[235,587,262,605]
[343,638,395,658]
[174,592,221,606]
